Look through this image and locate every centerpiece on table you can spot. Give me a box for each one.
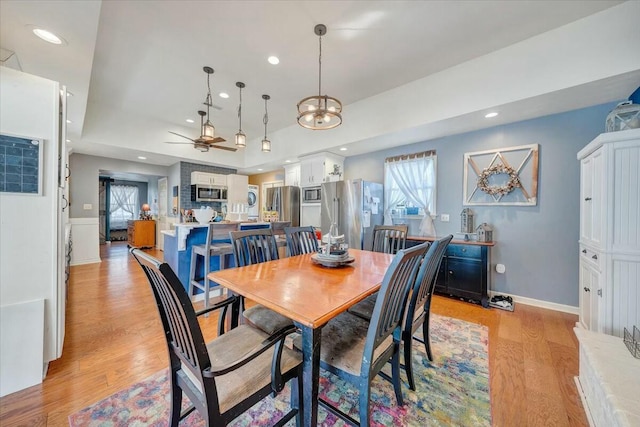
[311,223,355,267]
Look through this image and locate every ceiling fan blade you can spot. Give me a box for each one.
[164,141,194,145]
[168,131,196,142]
[211,145,237,152]
[210,137,226,143]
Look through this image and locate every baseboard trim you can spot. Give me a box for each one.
[70,258,102,266]
[488,290,579,315]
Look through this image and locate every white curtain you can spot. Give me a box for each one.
[383,165,407,226]
[109,185,139,229]
[385,153,437,236]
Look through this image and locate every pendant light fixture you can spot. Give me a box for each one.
[262,94,271,152]
[297,24,342,130]
[201,66,216,142]
[235,82,246,147]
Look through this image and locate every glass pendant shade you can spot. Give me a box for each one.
[261,138,271,152]
[202,120,215,141]
[297,24,342,130]
[235,82,246,147]
[262,94,271,153]
[235,131,246,147]
[297,95,342,129]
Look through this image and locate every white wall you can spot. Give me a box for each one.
[0,67,60,395]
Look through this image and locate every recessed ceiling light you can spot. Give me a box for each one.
[137,156,147,160]
[268,56,280,65]
[66,119,71,124]
[67,91,73,97]
[285,160,291,163]
[32,28,64,45]
[219,92,229,99]
[485,112,499,118]
[257,168,263,171]
[339,147,347,151]
[185,119,194,123]
[66,139,71,143]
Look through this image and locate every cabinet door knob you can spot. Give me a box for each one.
[597,289,602,297]
[584,197,592,201]
[584,287,590,292]
[449,270,454,275]
[592,254,598,260]
[582,249,587,254]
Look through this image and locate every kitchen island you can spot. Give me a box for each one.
[161,221,288,292]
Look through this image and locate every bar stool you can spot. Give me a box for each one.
[188,223,234,310]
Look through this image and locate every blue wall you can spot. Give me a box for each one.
[344,102,618,307]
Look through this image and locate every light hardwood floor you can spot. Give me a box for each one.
[0,242,588,426]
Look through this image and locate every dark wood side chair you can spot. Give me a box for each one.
[294,242,429,426]
[401,234,452,390]
[348,235,453,391]
[229,229,295,335]
[371,224,408,254]
[130,248,302,427]
[284,226,319,256]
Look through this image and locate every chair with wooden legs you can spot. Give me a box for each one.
[294,242,429,426]
[348,224,410,319]
[284,226,319,256]
[188,223,235,311]
[401,234,452,389]
[130,248,303,427]
[347,235,452,391]
[371,224,408,254]
[229,229,295,335]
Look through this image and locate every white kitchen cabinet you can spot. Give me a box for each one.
[577,129,640,337]
[190,171,227,186]
[284,163,301,187]
[299,153,344,187]
[226,174,249,205]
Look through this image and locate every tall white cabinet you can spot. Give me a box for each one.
[577,128,640,337]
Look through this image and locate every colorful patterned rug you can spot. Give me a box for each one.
[68,314,490,427]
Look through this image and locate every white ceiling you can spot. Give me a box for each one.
[1,0,638,174]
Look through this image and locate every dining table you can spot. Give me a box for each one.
[207,248,394,426]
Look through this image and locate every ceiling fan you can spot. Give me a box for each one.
[165,110,237,152]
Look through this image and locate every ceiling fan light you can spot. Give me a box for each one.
[304,114,313,122]
[262,138,271,152]
[235,131,246,147]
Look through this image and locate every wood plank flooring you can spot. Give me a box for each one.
[0,242,588,426]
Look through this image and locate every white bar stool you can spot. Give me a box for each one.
[188,223,234,309]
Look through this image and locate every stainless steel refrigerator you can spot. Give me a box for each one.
[265,186,300,227]
[321,179,384,250]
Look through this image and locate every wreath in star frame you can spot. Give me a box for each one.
[477,164,522,196]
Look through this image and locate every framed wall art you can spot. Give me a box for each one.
[0,133,44,196]
[463,144,539,206]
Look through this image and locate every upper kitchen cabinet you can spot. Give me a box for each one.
[299,153,344,187]
[226,174,249,205]
[284,163,301,187]
[191,171,227,186]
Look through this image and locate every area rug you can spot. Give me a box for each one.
[69,314,490,427]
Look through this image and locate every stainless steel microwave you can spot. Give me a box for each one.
[191,185,228,202]
[302,186,321,203]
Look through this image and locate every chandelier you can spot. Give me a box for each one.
[262,94,271,152]
[235,82,246,147]
[297,24,342,130]
[200,66,216,141]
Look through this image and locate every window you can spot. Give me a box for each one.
[384,151,437,235]
[109,184,139,229]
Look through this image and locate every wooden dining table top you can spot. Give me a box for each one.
[208,248,394,329]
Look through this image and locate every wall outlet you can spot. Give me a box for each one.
[83,204,92,210]
[440,214,450,222]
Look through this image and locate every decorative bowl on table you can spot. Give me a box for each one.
[312,233,354,267]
